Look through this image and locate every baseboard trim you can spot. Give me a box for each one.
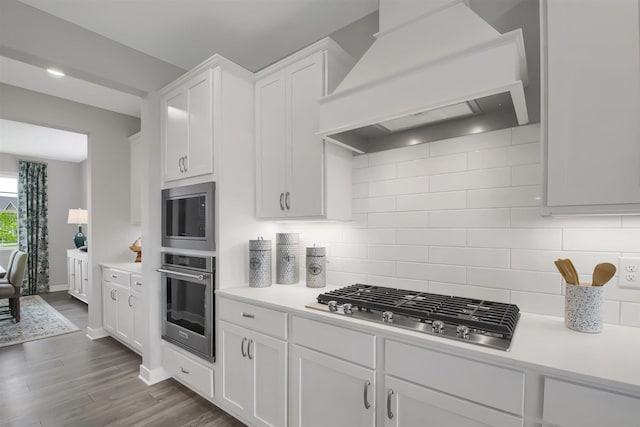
[48,284,68,292]
[138,365,170,385]
[86,326,109,340]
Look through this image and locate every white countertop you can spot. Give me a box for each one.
[217,283,640,396]
[101,262,142,274]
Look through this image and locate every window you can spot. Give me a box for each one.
[0,175,18,247]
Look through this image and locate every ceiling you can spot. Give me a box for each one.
[0,119,88,162]
[17,0,379,72]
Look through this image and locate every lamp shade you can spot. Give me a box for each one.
[67,208,88,225]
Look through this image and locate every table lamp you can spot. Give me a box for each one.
[68,208,88,248]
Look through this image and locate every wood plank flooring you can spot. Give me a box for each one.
[0,292,245,427]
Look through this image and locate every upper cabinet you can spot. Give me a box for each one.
[542,0,640,214]
[161,68,215,183]
[255,38,355,220]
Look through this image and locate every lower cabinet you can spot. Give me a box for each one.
[290,344,375,427]
[219,320,287,427]
[163,340,215,399]
[67,249,88,303]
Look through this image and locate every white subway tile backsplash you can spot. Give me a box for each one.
[429,282,510,303]
[467,267,562,294]
[396,229,467,247]
[368,275,429,292]
[467,185,541,208]
[429,128,511,157]
[563,229,640,252]
[430,167,511,192]
[511,123,540,145]
[468,228,561,250]
[397,153,466,177]
[396,262,466,283]
[329,243,368,259]
[342,258,396,277]
[368,143,428,165]
[369,176,429,197]
[352,154,369,169]
[510,291,564,317]
[511,164,541,186]
[367,229,396,244]
[326,271,367,286]
[396,191,466,211]
[511,207,621,228]
[430,208,510,228]
[353,163,396,183]
[369,245,428,262]
[369,211,429,228]
[604,300,621,325]
[429,247,510,268]
[340,228,368,244]
[353,196,396,214]
[511,250,621,274]
[620,302,640,327]
[468,142,539,170]
[353,182,369,199]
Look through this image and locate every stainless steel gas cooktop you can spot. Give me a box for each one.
[306,284,520,351]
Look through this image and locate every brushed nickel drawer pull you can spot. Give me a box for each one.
[180,367,189,374]
[240,312,255,319]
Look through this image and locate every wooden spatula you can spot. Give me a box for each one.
[554,259,572,284]
[565,258,580,285]
[592,263,616,286]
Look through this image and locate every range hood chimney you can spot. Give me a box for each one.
[318,0,529,154]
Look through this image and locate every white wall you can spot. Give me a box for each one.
[0,83,141,333]
[0,152,83,288]
[283,124,640,327]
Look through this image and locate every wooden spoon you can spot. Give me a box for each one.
[554,259,572,284]
[592,263,616,286]
[565,258,580,285]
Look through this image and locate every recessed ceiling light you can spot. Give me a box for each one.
[47,68,65,77]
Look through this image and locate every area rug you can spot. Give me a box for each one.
[0,295,79,347]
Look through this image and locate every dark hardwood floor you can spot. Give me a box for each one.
[0,292,245,427]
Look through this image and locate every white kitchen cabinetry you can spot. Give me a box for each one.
[101,267,145,354]
[255,38,354,220]
[161,68,214,183]
[163,340,215,399]
[542,0,640,214]
[129,132,142,225]
[66,249,88,303]
[218,298,287,427]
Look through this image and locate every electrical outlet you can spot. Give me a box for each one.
[619,257,640,288]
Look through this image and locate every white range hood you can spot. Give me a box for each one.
[318,0,529,153]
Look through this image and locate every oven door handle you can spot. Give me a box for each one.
[156,268,209,281]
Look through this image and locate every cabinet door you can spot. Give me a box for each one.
[251,331,287,427]
[256,71,288,218]
[220,321,252,414]
[185,69,214,178]
[74,259,83,294]
[291,345,375,427]
[102,283,117,334]
[163,87,188,182]
[115,284,133,342]
[384,376,522,427]
[80,258,88,299]
[67,256,76,294]
[131,288,145,353]
[286,51,325,217]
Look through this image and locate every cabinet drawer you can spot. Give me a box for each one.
[292,317,375,368]
[103,268,130,287]
[163,343,214,399]
[218,298,287,340]
[386,340,524,416]
[130,273,143,290]
[543,378,640,427]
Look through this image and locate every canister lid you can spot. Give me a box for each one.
[306,245,326,256]
[276,233,299,245]
[249,237,271,250]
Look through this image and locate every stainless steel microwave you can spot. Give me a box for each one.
[161,182,215,251]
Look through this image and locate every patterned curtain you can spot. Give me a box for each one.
[18,161,49,295]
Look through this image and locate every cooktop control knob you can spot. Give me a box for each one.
[343,303,353,315]
[456,325,470,339]
[328,301,338,312]
[432,320,445,334]
[382,311,394,323]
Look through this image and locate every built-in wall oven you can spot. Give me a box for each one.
[162,182,215,251]
[158,252,215,361]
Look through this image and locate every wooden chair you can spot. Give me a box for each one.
[0,251,27,322]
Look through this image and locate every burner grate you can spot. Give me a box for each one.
[317,284,520,338]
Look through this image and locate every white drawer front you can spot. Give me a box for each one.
[130,273,143,290]
[218,298,287,340]
[292,316,375,369]
[543,378,640,427]
[163,343,214,399]
[386,340,524,416]
[102,267,130,287]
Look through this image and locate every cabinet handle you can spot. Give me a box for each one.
[180,367,190,374]
[241,337,247,358]
[363,381,371,409]
[285,192,290,210]
[247,339,253,360]
[134,281,142,287]
[111,274,118,279]
[178,156,184,173]
[387,389,395,420]
[240,312,254,319]
[279,192,285,210]
[128,295,133,307]
[183,155,188,172]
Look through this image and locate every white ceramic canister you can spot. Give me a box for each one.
[306,245,326,288]
[564,283,604,333]
[276,233,299,284]
[249,237,271,288]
